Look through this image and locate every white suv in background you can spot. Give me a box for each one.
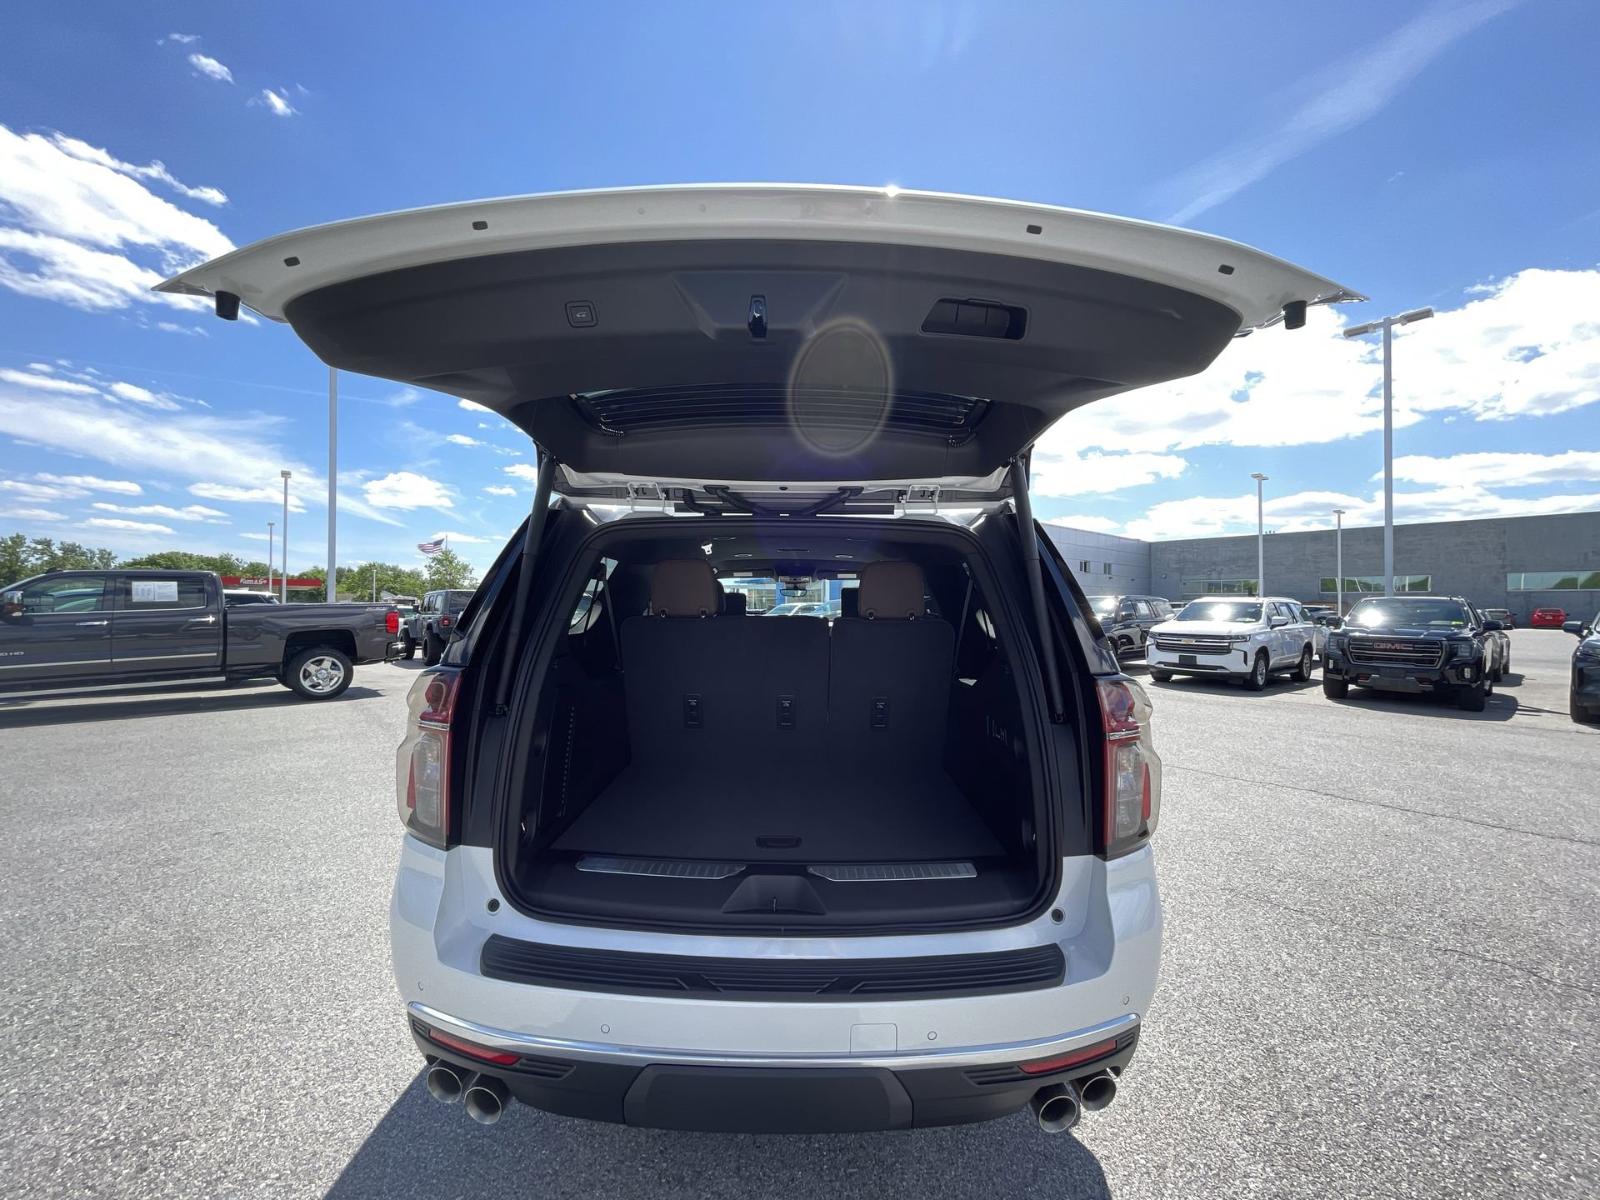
[1146,596,1317,690]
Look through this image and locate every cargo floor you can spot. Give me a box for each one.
[551,762,1004,863]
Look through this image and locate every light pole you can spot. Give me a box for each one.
[280,469,292,602]
[1251,473,1268,597]
[327,366,338,604]
[266,521,275,595]
[1344,307,1433,596]
[1333,508,1346,615]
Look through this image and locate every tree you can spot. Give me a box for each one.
[120,550,246,574]
[1,534,120,583]
[424,547,477,590]
[0,533,27,585]
[339,561,429,602]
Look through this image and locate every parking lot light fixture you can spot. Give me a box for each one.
[1344,308,1433,596]
[267,521,275,595]
[1251,473,1268,596]
[1333,508,1346,615]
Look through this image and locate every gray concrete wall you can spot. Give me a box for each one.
[1044,524,1151,597]
[1146,510,1600,619]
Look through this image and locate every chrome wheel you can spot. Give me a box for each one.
[298,654,347,695]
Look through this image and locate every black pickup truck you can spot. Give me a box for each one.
[1321,594,1507,712]
[0,569,402,700]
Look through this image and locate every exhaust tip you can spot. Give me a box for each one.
[424,1059,467,1104]
[1078,1070,1118,1112]
[1029,1083,1080,1134]
[464,1076,511,1126]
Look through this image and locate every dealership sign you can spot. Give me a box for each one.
[220,575,323,591]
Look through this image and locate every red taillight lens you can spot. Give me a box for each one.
[1017,1038,1120,1076]
[439,615,453,628]
[397,669,462,848]
[1096,678,1160,855]
[386,610,400,635]
[424,1027,520,1066]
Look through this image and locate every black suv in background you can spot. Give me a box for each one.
[1322,595,1507,712]
[1565,612,1600,724]
[1089,594,1175,658]
[404,588,476,665]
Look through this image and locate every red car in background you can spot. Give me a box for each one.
[1531,607,1568,628]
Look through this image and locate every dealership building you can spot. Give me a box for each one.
[1046,510,1600,620]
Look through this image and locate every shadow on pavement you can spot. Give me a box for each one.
[0,685,383,728]
[326,1073,1113,1200]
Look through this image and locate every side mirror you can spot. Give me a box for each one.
[1565,620,1587,637]
[1481,619,1503,632]
[1,589,21,618]
[1269,616,1288,629]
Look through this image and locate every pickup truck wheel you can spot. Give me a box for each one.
[1573,693,1599,724]
[401,634,417,661]
[1243,650,1269,691]
[1322,675,1349,699]
[1150,668,1173,682]
[1292,644,1313,682]
[1456,681,1488,712]
[423,632,445,666]
[285,647,353,700]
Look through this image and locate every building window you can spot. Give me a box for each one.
[1181,578,1258,596]
[1506,570,1600,591]
[1319,575,1431,594]
[1102,562,1113,575]
[1078,560,1092,574]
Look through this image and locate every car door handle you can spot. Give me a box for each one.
[75,620,109,627]
[187,615,218,625]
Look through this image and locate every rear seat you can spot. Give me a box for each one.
[828,561,954,764]
[621,560,828,766]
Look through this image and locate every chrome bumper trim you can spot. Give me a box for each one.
[406,1001,1140,1071]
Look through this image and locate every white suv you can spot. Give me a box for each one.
[1146,596,1317,690]
[162,185,1352,1135]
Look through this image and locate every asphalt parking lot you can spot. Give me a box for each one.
[1,629,1595,1199]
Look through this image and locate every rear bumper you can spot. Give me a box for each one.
[409,1007,1141,1131]
[391,842,1161,1129]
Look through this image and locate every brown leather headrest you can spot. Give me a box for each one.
[856,561,926,620]
[649,559,719,617]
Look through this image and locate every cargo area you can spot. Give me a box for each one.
[499,518,1063,932]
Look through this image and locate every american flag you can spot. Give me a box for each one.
[417,537,446,556]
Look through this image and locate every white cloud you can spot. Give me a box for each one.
[1031,448,1188,497]
[0,124,232,312]
[0,368,98,395]
[188,53,234,83]
[1159,0,1515,223]
[0,506,66,521]
[159,33,199,45]
[34,473,142,495]
[503,463,540,483]
[427,530,491,544]
[363,471,454,510]
[1388,450,1600,489]
[483,485,518,496]
[107,381,181,410]
[47,134,227,206]
[1046,515,1122,535]
[92,501,227,523]
[1,480,78,502]
[240,532,271,541]
[459,399,491,412]
[381,388,421,408]
[445,433,483,447]
[85,517,175,534]
[189,482,306,512]
[256,89,298,117]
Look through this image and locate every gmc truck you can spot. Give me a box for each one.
[1322,594,1507,712]
[0,568,403,700]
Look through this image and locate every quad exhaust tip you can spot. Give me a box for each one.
[464,1075,511,1126]
[1030,1083,1081,1133]
[1077,1069,1118,1112]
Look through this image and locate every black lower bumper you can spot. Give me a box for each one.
[1325,659,1478,693]
[410,1021,1140,1132]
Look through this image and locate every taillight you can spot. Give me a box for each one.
[385,610,400,635]
[1095,677,1160,856]
[1017,1038,1120,1076]
[439,614,453,628]
[423,1027,520,1066]
[396,669,462,848]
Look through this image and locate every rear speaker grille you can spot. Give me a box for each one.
[480,937,1064,1001]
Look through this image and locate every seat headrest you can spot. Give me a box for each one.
[840,587,859,619]
[649,560,719,617]
[722,591,747,616]
[856,561,927,620]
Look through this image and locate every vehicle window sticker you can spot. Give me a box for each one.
[131,580,179,604]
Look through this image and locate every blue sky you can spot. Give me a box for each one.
[1,0,1597,575]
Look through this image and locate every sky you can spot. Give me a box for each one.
[1,1,1598,578]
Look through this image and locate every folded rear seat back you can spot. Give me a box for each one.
[829,561,955,766]
[621,560,827,769]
